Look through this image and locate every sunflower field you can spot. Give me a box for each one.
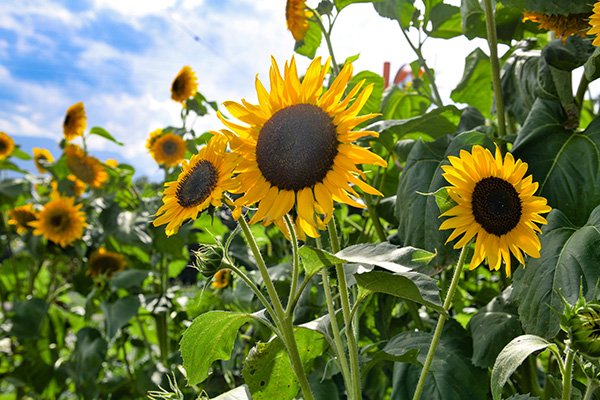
[2,0,600,399]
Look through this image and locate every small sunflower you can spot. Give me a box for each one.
[33,147,54,173]
[63,102,87,141]
[149,133,186,167]
[88,247,127,278]
[30,193,86,247]
[7,204,37,235]
[64,144,108,188]
[523,11,590,40]
[0,132,15,160]
[220,57,386,238]
[153,133,237,236]
[105,158,118,168]
[589,2,600,46]
[211,269,232,289]
[171,66,198,103]
[286,0,313,41]
[439,145,551,276]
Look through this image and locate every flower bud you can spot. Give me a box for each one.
[193,244,225,278]
[561,297,600,360]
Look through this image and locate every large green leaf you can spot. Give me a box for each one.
[298,245,345,277]
[294,20,322,59]
[512,99,600,227]
[336,242,435,271]
[512,206,600,338]
[542,36,594,72]
[450,48,492,117]
[70,327,108,384]
[373,0,417,29]
[89,126,124,146]
[499,0,592,15]
[426,3,462,39]
[101,296,140,338]
[490,335,553,400]
[9,298,48,339]
[348,71,384,116]
[335,0,383,11]
[242,328,327,400]
[180,311,255,385]
[461,0,524,42]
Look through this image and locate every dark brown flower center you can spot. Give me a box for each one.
[472,177,522,236]
[176,160,218,207]
[0,140,7,153]
[256,104,338,191]
[162,139,179,156]
[63,113,72,129]
[49,212,68,232]
[172,77,184,96]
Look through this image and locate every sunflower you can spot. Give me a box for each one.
[88,247,127,278]
[286,0,313,41]
[33,147,54,173]
[105,158,118,168]
[149,133,186,167]
[63,102,87,141]
[171,66,198,103]
[30,193,86,247]
[523,11,590,40]
[211,269,232,289]
[153,133,237,236]
[589,2,600,46]
[439,145,551,276]
[0,132,15,160]
[64,144,108,188]
[7,204,37,234]
[219,57,387,238]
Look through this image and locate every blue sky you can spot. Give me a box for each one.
[0,0,477,179]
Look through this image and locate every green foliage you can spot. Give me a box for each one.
[294,20,322,59]
[451,49,492,117]
[499,0,592,15]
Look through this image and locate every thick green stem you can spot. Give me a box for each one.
[328,219,361,400]
[157,257,169,365]
[575,74,590,110]
[412,244,468,400]
[238,216,315,400]
[312,11,340,77]
[583,379,599,400]
[285,215,300,315]
[482,0,507,138]
[561,344,574,400]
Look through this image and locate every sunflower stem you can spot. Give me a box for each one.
[561,343,575,400]
[284,215,301,315]
[327,218,362,400]
[583,379,599,400]
[482,0,507,138]
[311,9,340,77]
[365,199,387,242]
[238,216,315,400]
[575,74,590,111]
[412,243,468,400]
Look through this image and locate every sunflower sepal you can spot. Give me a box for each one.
[560,289,600,360]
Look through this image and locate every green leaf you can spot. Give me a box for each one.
[373,0,417,29]
[584,47,600,82]
[542,36,594,72]
[181,311,255,385]
[490,335,553,400]
[382,88,430,120]
[294,20,322,59]
[109,269,149,290]
[0,159,28,174]
[101,296,140,338]
[242,328,327,400]
[450,48,492,117]
[89,126,124,146]
[336,242,435,272]
[298,246,345,277]
[512,99,600,226]
[460,0,484,40]
[211,385,252,400]
[11,147,32,160]
[430,187,457,215]
[499,0,592,15]
[504,395,541,400]
[335,0,383,12]
[70,327,108,383]
[426,3,462,39]
[347,70,384,115]
[9,298,48,339]
[512,206,600,338]
[461,1,525,42]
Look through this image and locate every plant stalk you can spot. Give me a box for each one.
[561,344,574,400]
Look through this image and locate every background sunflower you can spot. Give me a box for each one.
[0,132,15,160]
[7,204,37,234]
[171,66,198,103]
[286,0,312,41]
[33,147,54,173]
[149,133,186,167]
[63,102,87,141]
[64,144,108,188]
[30,193,87,247]
[88,247,128,278]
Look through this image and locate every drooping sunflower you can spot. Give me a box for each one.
[171,66,198,103]
[30,193,86,247]
[153,133,238,236]
[88,247,128,278]
[7,204,38,235]
[63,102,87,141]
[286,0,313,41]
[523,11,590,40]
[149,133,186,167]
[211,269,232,289]
[33,147,54,173]
[0,132,15,160]
[64,144,108,188]
[439,145,551,276]
[219,56,387,238]
[589,2,600,46]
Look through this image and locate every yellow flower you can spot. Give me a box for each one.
[88,247,127,278]
[33,148,54,173]
[64,144,108,189]
[589,2,600,46]
[171,66,198,103]
[7,204,37,235]
[149,133,186,167]
[30,193,87,247]
[211,269,232,289]
[105,158,118,168]
[439,145,552,277]
[523,11,590,40]
[286,0,313,41]
[63,102,87,141]
[219,56,386,238]
[0,132,15,160]
[153,133,238,236]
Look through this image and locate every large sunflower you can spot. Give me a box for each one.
[8,204,37,235]
[149,133,186,167]
[589,2,600,46]
[88,247,127,278]
[439,145,551,276]
[30,193,86,247]
[523,11,590,40]
[33,147,54,173]
[63,102,87,141]
[64,144,108,188]
[0,132,15,160]
[219,57,386,238]
[171,66,198,103]
[153,133,238,236]
[286,0,313,41]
